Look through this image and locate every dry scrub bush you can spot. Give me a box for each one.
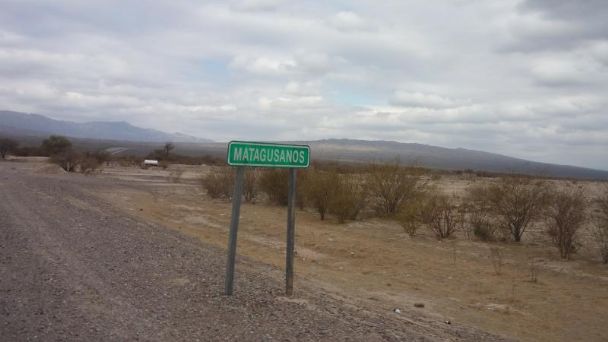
[419,193,463,240]
[50,150,80,172]
[258,169,305,206]
[366,162,424,216]
[461,197,498,241]
[0,138,18,159]
[303,169,366,222]
[396,189,430,237]
[329,176,368,223]
[202,168,234,200]
[78,156,100,174]
[259,169,289,205]
[593,191,608,263]
[243,169,259,203]
[303,169,338,220]
[468,177,548,242]
[544,189,586,260]
[397,200,423,237]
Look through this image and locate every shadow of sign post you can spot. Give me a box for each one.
[224,141,310,296]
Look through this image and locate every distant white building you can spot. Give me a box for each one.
[143,159,159,167]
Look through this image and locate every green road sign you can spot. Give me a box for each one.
[227,141,310,168]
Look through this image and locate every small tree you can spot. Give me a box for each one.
[545,189,586,260]
[593,190,608,264]
[366,162,423,216]
[419,193,463,240]
[469,177,548,242]
[329,176,368,223]
[41,135,72,156]
[79,155,101,174]
[304,169,339,220]
[259,169,289,205]
[0,138,18,159]
[50,149,80,172]
[201,167,234,200]
[163,142,175,158]
[397,197,425,237]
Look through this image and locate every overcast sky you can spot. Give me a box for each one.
[1,0,607,169]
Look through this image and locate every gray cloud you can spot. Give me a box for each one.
[0,0,607,169]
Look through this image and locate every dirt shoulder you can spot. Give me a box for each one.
[0,162,505,341]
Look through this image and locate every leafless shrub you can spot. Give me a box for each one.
[0,137,18,159]
[50,150,80,172]
[329,176,368,223]
[303,169,338,220]
[544,188,586,260]
[471,211,497,241]
[489,247,503,275]
[419,193,463,240]
[593,190,608,264]
[395,187,431,237]
[468,177,549,242]
[259,169,289,205]
[366,162,425,216]
[78,156,100,174]
[243,169,259,203]
[397,199,424,237]
[462,199,497,241]
[202,167,234,200]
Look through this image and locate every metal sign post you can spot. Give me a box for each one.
[223,141,309,296]
[224,166,244,296]
[285,168,296,296]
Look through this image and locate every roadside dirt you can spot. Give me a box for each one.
[0,161,506,341]
[95,163,608,342]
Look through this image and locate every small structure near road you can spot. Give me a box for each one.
[142,159,159,168]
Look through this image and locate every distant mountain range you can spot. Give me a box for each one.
[302,139,608,180]
[0,110,212,143]
[1,110,607,180]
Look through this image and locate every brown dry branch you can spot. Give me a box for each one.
[593,190,608,263]
[468,177,549,242]
[544,188,586,260]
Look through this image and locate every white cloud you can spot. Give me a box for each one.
[0,0,607,169]
[390,91,460,109]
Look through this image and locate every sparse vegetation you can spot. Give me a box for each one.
[303,169,339,220]
[78,155,101,174]
[0,138,18,159]
[259,169,289,205]
[164,142,175,158]
[468,177,548,242]
[202,167,234,200]
[544,188,587,260]
[593,190,608,264]
[366,162,424,216]
[41,135,72,156]
[419,193,463,240]
[50,149,80,172]
[243,169,258,203]
[329,176,368,223]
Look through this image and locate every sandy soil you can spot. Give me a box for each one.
[91,163,608,342]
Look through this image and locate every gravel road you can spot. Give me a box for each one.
[0,162,507,341]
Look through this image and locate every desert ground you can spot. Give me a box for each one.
[3,158,608,341]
